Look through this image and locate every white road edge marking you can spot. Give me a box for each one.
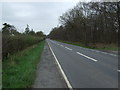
[76,52,98,62]
[78,46,117,57]
[117,70,120,72]
[47,41,73,90]
[90,49,117,57]
[65,47,72,51]
[96,51,117,56]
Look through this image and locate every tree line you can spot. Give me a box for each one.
[49,2,119,47]
[2,23,46,37]
[2,23,46,58]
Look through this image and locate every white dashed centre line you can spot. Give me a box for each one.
[65,47,72,51]
[61,45,64,47]
[76,52,98,62]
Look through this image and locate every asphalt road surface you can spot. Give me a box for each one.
[47,39,118,88]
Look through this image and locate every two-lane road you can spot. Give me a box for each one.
[47,39,118,88]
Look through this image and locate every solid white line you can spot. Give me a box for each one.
[78,46,117,57]
[109,54,117,57]
[90,49,117,57]
[117,70,120,72]
[65,47,72,51]
[47,41,73,89]
[76,52,98,62]
[99,51,117,56]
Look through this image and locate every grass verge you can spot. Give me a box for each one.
[56,40,118,51]
[3,40,45,88]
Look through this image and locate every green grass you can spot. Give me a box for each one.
[3,40,45,88]
[56,40,118,51]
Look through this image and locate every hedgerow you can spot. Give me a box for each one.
[2,35,43,59]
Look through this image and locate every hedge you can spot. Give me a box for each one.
[2,35,43,59]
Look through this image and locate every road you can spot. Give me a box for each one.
[47,39,118,88]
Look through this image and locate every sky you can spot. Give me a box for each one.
[1,0,119,35]
[2,1,80,35]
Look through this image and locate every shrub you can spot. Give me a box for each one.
[2,35,43,59]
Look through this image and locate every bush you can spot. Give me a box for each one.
[2,35,43,59]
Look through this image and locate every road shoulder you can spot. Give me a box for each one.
[33,41,67,88]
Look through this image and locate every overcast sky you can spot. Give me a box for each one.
[2,2,80,35]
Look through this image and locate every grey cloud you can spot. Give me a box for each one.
[2,2,78,35]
